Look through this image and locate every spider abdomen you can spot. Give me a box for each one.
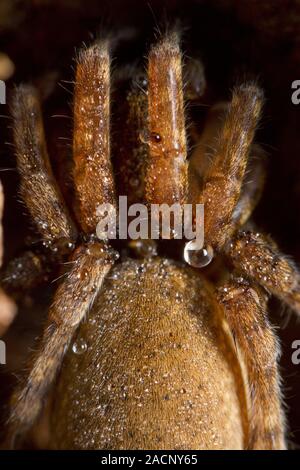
[50,257,247,449]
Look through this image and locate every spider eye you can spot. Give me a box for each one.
[139,130,162,144]
[183,241,214,268]
[150,132,162,143]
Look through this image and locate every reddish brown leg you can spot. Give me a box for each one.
[145,33,188,206]
[217,277,286,449]
[11,85,77,244]
[226,230,300,314]
[73,42,116,232]
[196,84,263,250]
[4,86,77,294]
[230,145,266,233]
[6,42,119,446]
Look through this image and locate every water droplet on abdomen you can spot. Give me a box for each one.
[184,241,214,268]
[72,338,88,355]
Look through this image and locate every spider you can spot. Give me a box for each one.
[2,31,300,450]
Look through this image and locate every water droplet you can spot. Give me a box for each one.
[183,241,214,268]
[38,220,48,230]
[80,268,89,279]
[72,338,88,355]
[110,272,120,280]
[137,264,146,274]
[110,249,120,262]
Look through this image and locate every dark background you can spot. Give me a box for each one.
[0,0,300,448]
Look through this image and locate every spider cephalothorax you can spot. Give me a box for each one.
[2,32,300,450]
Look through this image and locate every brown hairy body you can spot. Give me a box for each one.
[50,258,246,450]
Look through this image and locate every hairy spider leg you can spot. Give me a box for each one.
[226,230,300,314]
[145,32,188,207]
[195,84,263,250]
[7,242,115,444]
[218,277,286,449]
[7,42,118,446]
[188,100,266,234]
[229,144,266,233]
[12,85,77,243]
[73,42,116,232]
[0,86,79,293]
